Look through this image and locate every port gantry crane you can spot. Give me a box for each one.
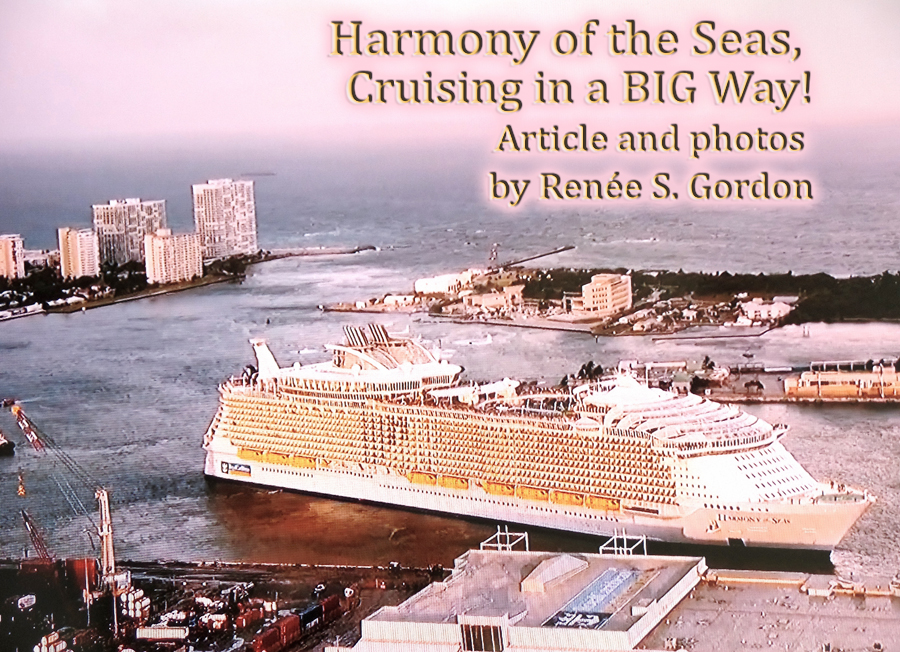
[9,403,121,630]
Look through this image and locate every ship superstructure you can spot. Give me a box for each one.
[203,325,872,550]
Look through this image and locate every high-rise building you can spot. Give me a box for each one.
[581,274,632,318]
[192,179,257,259]
[144,229,203,285]
[58,227,100,279]
[0,234,25,279]
[92,198,167,265]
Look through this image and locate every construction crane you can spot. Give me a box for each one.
[10,404,115,577]
[8,402,121,631]
[21,509,52,560]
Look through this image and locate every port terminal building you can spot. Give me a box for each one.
[328,549,705,652]
[785,366,900,399]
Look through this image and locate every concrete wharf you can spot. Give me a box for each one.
[642,569,900,652]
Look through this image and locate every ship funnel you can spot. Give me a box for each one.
[368,323,390,344]
[249,339,280,379]
[344,326,370,348]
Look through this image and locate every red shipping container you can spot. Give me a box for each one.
[66,558,98,592]
[321,595,341,623]
[238,608,264,628]
[252,626,282,652]
[275,614,301,646]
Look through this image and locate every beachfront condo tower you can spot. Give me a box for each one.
[58,227,100,279]
[92,198,167,265]
[0,234,25,279]
[192,178,258,260]
[144,229,203,285]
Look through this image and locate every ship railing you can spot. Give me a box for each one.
[600,395,713,425]
[489,406,566,418]
[605,427,652,440]
[649,419,770,443]
[810,483,871,504]
[650,429,778,456]
[375,400,573,430]
[224,381,278,398]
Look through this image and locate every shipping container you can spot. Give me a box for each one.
[321,595,342,623]
[251,626,282,652]
[298,603,323,630]
[200,613,228,630]
[40,632,60,645]
[236,607,264,628]
[274,614,301,646]
[134,626,189,641]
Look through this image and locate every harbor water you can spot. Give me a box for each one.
[0,137,898,577]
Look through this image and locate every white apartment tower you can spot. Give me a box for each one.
[0,234,25,279]
[192,179,257,259]
[92,198,167,265]
[144,229,203,285]
[581,274,633,318]
[58,227,100,279]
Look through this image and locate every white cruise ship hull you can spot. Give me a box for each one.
[202,332,873,552]
[203,445,868,551]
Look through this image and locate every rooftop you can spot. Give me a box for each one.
[372,550,702,631]
[345,550,706,651]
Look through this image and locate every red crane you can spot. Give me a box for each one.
[21,509,52,560]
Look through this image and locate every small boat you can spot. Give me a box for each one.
[0,430,15,456]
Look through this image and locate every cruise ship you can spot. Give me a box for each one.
[203,325,873,550]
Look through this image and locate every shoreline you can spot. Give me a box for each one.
[433,314,596,334]
[260,244,376,260]
[46,274,237,313]
[5,245,377,319]
[710,394,900,405]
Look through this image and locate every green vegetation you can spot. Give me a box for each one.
[1,254,254,312]
[782,272,900,323]
[522,268,900,324]
[523,268,651,300]
[101,261,148,295]
[0,260,152,309]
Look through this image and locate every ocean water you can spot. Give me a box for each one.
[0,134,898,576]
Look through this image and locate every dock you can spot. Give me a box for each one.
[642,569,900,652]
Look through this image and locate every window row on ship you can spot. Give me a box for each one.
[220,423,671,476]
[223,425,672,479]
[256,465,628,521]
[245,459,674,502]
[226,387,775,452]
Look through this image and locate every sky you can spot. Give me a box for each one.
[1,0,899,152]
